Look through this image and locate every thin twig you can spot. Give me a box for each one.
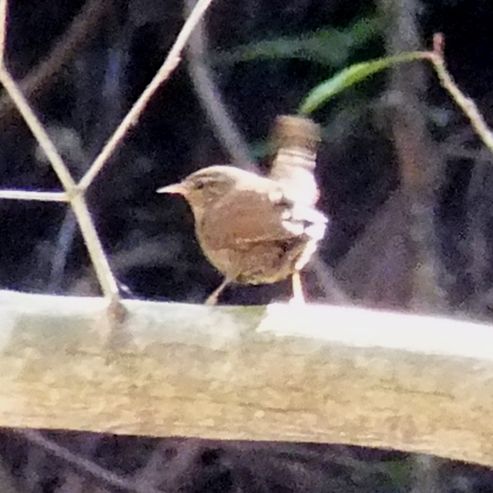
[78,0,215,190]
[20,430,162,493]
[0,0,7,62]
[0,69,77,190]
[0,0,111,125]
[0,0,109,124]
[0,190,68,201]
[427,34,493,156]
[184,0,254,170]
[70,195,120,298]
[0,67,119,300]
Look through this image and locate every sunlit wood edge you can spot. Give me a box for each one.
[0,289,492,466]
[0,190,68,201]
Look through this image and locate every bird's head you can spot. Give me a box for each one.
[157,165,250,219]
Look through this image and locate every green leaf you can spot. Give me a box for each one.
[213,16,382,67]
[298,51,426,115]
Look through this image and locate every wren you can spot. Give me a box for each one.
[157,115,327,304]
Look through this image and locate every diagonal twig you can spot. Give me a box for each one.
[0,0,119,301]
[427,33,493,156]
[20,430,162,493]
[0,0,215,302]
[78,0,215,191]
[0,70,78,190]
[0,0,110,125]
[0,68,120,300]
[184,0,254,170]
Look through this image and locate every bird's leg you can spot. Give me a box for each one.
[290,271,306,304]
[205,278,231,305]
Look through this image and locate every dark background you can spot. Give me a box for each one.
[0,0,492,491]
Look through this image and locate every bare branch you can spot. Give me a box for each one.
[428,34,493,156]
[0,68,119,301]
[0,0,110,124]
[184,0,255,170]
[0,69,77,190]
[0,0,7,63]
[70,195,120,300]
[20,430,160,493]
[0,190,68,202]
[78,0,215,190]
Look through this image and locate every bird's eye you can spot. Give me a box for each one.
[194,180,205,190]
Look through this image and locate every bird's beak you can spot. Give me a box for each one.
[156,182,187,195]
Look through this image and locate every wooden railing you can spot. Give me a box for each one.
[1,289,492,467]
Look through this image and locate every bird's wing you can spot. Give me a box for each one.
[201,188,327,250]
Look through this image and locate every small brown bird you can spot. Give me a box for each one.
[158,166,327,304]
[158,116,327,305]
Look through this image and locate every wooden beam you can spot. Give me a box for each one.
[0,290,492,466]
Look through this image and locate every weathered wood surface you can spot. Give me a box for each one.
[0,289,492,466]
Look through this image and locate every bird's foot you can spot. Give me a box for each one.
[205,278,230,305]
[289,272,306,305]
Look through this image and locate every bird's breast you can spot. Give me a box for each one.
[192,188,327,284]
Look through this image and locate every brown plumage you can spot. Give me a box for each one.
[157,115,327,304]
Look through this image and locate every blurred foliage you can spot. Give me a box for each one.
[299,51,426,114]
[213,15,382,67]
